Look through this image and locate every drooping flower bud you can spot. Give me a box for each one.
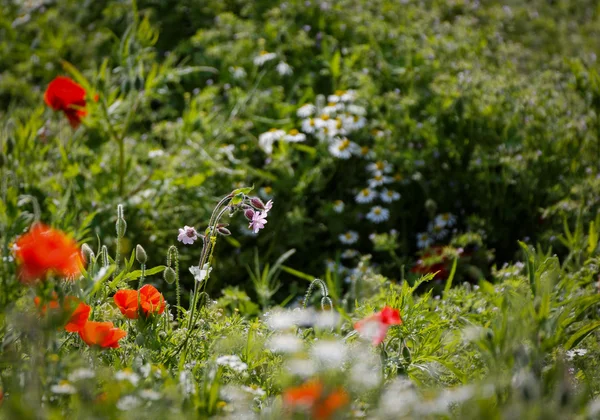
[244,208,255,220]
[250,197,265,210]
[164,267,176,284]
[81,243,95,263]
[136,244,147,264]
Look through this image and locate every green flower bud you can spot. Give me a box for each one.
[81,243,95,263]
[116,204,127,237]
[136,244,147,264]
[164,267,176,284]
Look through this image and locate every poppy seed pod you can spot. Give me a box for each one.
[250,197,266,210]
[164,267,176,284]
[136,245,147,264]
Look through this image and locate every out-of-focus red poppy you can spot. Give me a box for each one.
[44,76,88,128]
[283,379,349,420]
[411,246,449,279]
[79,321,126,348]
[15,224,84,283]
[113,284,166,319]
[34,295,91,333]
[354,306,403,345]
[64,298,91,333]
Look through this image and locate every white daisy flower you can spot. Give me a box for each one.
[347,104,367,116]
[339,231,359,244]
[229,66,247,80]
[366,206,390,223]
[276,61,293,76]
[380,189,401,203]
[301,117,316,134]
[428,222,448,240]
[258,128,285,154]
[356,145,375,159]
[216,355,248,372]
[368,173,394,188]
[321,104,339,116]
[355,188,377,203]
[327,93,342,103]
[329,137,358,159]
[333,200,345,213]
[341,90,357,102]
[417,232,433,249]
[341,249,359,259]
[297,104,316,118]
[51,381,77,395]
[115,370,140,386]
[283,129,306,142]
[253,51,277,66]
[367,161,393,174]
[435,213,457,228]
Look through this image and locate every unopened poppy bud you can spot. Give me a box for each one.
[217,227,231,236]
[250,197,265,210]
[136,245,147,264]
[244,208,255,220]
[164,267,176,284]
[116,205,127,238]
[81,243,95,263]
[135,333,145,346]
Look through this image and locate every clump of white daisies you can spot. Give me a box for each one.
[416,213,457,249]
[257,90,367,157]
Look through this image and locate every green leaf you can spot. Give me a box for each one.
[444,257,458,293]
[231,186,254,196]
[123,265,166,281]
[330,50,341,80]
[588,221,598,254]
[565,321,600,350]
[281,265,314,282]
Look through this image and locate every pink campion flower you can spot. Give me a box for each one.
[264,199,273,212]
[354,306,402,345]
[177,226,199,245]
[249,211,268,233]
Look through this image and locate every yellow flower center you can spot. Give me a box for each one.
[264,186,272,194]
[289,129,299,135]
[334,89,345,96]
[259,50,269,55]
[375,175,383,181]
[361,189,370,196]
[374,208,382,215]
[376,161,384,170]
[361,146,370,155]
[387,191,394,197]
[338,139,351,151]
[321,114,330,121]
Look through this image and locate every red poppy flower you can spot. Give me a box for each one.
[354,306,402,345]
[64,298,92,333]
[113,284,166,319]
[44,76,88,128]
[283,380,349,420]
[34,294,91,333]
[15,224,84,283]
[139,284,166,315]
[79,321,127,348]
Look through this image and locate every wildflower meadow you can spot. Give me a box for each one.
[3,0,600,418]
